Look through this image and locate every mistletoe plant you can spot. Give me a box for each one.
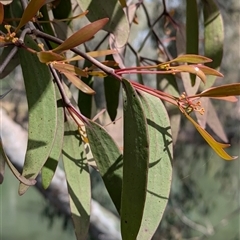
[0,0,239,239]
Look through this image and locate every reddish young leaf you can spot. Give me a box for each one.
[166,54,212,65]
[62,71,95,95]
[52,18,109,53]
[37,51,66,63]
[197,65,223,77]
[15,0,46,33]
[53,62,88,77]
[196,83,240,98]
[171,65,206,83]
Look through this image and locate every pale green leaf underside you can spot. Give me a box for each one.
[137,91,173,240]
[62,116,91,240]
[18,35,57,195]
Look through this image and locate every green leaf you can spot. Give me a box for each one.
[18,35,57,195]
[76,0,129,47]
[0,46,19,79]
[186,0,199,85]
[78,61,93,118]
[85,119,123,213]
[52,18,109,53]
[137,91,172,239]
[203,0,224,88]
[121,78,149,240]
[41,84,64,189]
[52,0,72,20]
[62,116,91,240]
[104,54,120,121]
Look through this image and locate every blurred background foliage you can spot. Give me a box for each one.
[0,0,239,239]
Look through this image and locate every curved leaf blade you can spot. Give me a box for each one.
[15,0,45,32]
[85,119,123,213]
[41,85,64,189]
[104,54,120,121]
[137,91,173,239]
[18,36,57,195]
[52,18,109,53]
[121,78,149,240]
[62,116,91,240]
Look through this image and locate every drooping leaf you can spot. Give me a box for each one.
[0,45,19,79]
[78,60,94,118]
[62,116,91,240]
[137,91,173,239]
[18,35,57,195]
[52,18,109,53]
[203,0,224,88]
[41,85,64,189]
[186,0,199,85]
[104,74,120,121]
[184,112,237,160]
[15,0,46,33]
[52,62,88,77]
[85,119,123,213]
[62,71,95,95]
[37,51,66,63]
[121,78,149,240]
[171,65,206,83]
[0,137,36,185]
[197,65,223,77]
[77,0,129,48]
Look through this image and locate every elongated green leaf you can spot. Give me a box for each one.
[186,0,199,85]
[52,18,109,53]
[15,0,45,32]
[52,0,72,20]
[121,78,149,240]
[104,54,120,121]
[62,116,91,240]
[137,91,172,239]
[85,119,123,213]
[41,85,64,189]
[203,0,224,88]
[18,36,57,195]
[78,60,93,118]
[76,0,129,47]
[0,137,36,185]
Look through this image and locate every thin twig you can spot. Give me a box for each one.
[32,29,122,81]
